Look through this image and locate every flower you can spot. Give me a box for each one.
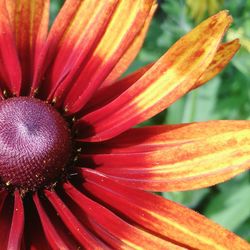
[0,0,249,249]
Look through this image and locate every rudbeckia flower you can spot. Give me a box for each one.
[0,0,249,249]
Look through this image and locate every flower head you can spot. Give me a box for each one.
[0,0,249,249]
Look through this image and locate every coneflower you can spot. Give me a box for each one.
[0,1,249,249]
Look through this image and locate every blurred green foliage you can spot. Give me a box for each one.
[50,0,250,242]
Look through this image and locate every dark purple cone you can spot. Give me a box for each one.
[0,97,72,190]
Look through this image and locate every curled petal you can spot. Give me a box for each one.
[76,11,233,142]
[85,38,239,114]
[193,38,240,89]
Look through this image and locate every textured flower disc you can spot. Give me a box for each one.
[0,97,72,191]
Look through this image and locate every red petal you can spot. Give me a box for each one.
[44,189,110,249]
[76,11,232,142]
[0,193,13,249]
[6,0,49,95]
[0,0,21,95]
[23,195,51,249]
[0,189,8,212]
[33,193,79,249]
[0,89,4,99]
[82,169,250,250]
[64,182,184,249]
[7,191,24,250]
[31,0,86,94]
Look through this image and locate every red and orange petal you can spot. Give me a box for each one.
[33,0,120,99]
[31,0,156,108]
[81,120,250,191]
[83,38,239,115]
[99,2,156,89]
[75,11,234,142]
[60,0,156,112]
[193,38,240,89]
[1,175,249,249]
[0,0,22,95]
[82,170,250,250]
[6,0,49,95]
[62,182,182,250]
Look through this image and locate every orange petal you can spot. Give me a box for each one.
[6,0,49,94]
[100,2,157,87]
[76,11,233,141]
[86,38,239,114]
[60,0,156,112]
[84,63,153,113]
[82,169,250,250]
[34,0,119,98]
[193,39,240,89]
[81,120,250,191]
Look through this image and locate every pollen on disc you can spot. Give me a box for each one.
[0,97,72,190]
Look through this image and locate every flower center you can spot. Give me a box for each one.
[0,97,72,191]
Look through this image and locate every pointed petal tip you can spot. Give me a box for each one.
[218,9,232,20]
[77,8,236,142]
[208,10,233,33]
[227,38,241,50]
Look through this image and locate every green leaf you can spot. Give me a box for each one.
[165,98,185,124]
[163,189,209,208]
[204,182,250,231]
[50,0,64,24]
[182,77,221,123]
[232,48,250,77]
[235,218,250,242]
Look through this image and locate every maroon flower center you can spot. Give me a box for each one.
[0,97,72,191]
